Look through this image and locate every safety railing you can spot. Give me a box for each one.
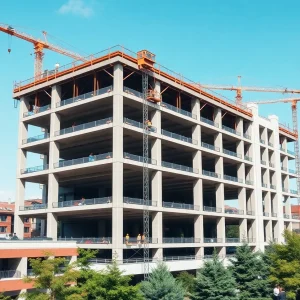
[23,133,49,144]
[124,237,157,244]
[203,206,222,213]
[263,212,270,217]
[53,197,112,208]
[244,155,252,162]
[202,170,221,178]
[272,213,278,218]
[124,152,157,165]
[289,169,297,174]
[123,197,157,206]
[0,270,21,279]
[222,125,241,136]
[123,87,143,98]
[54,153,112,168]
[283,214,290,219]
[21,164,49,174]
[223,149,242,159]
[243,133,251,140]
[246,210,255,215]
[260,139,265,144]
[162,161,198,173]
[28,267,65,276]
[57,86,113,108]
[288,149,295,155]
[282,187,289,193]
[224,208,244,215]
[161,129,197,145]
[24,237,53,241]
[23,104,51,118]
[58,237,112,244]
[268,142,274,147]
[123,117,157,133]
[19,203,47,211]
[161,102,196,119]
[200,117,219,128]
[225,238,240,243]
[201,142,220,152]
[291,189,298,195]
[224,175,243,183]
[204,238,223,243]
[163,201,199,211]
[270,185,276,190]
[292,215,300,220]
[269,162,275,168]
[162,237,200,243]
[245,180,253,185]
[262,183,268,188]
[55,118,112,136]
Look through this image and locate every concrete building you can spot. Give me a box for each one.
[12,46,300,275]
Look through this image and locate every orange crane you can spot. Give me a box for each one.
[0,23,86,79]
[198,80,300,106]
[251,97,300,221]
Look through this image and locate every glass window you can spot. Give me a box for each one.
[0,226,6,233]
[24,218,29,223]
[0,216,7,221]
[24,227,30,233]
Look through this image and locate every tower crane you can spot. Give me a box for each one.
[0,24,86,79]
[197,82,300,107]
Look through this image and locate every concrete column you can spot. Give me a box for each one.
[216,156,223,177]
[239,218,247,241]
[247,103,264,251]
[17,257,27,276]
[237,140,244,159]
[217,217,226,256]
[238,187,246,214]
[216,183,224,211]
[191,98,200,121]
[151,109,161,133]
[194,215,203,242]
[152,171,162,207]
[112,65,124,261]
[215,132,223,152]
[152,211,162,246]
[237,163,245,183]
[194,179,203,210]
[236,117,244,136]
[264,192,271,215]
[265,220,272,242]
[51,85,61,109]
[270,115,284,243]
[151,139,161,166]
[214,108,222,128]
[47,173,59,208]
[193,150,201,175]
[46,212,57,239]
[285,198,292,216]
[154,80,161,105]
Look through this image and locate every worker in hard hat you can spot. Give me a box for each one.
[137,234,141,245]
[125,233,130,245]
[141,234,145,244]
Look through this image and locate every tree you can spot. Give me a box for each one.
[0,293,11,300]
[21,253,80,300]
[230,243,271,299]
[140,262,185,300]
[176,271,195,296]
[192,253,238,300]
[77,259,144,300]
[268,230,300,299]
[226,225,239,238]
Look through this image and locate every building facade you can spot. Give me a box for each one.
[13,46,300,274]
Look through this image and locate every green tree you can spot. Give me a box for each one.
[21,253,80,300]
[192,253,238,300]
[176,271,195,296]
[226,225,239,238]
[268,230,300,299]
[230,243,271,299]
[77,260,144,300]
[140,262,185,300]
[0,293,11,300]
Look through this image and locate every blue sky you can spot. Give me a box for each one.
[0,0,299,202]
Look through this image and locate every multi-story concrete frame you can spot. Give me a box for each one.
[13,46,300,274]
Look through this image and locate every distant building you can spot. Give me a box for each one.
[0,200,43,238]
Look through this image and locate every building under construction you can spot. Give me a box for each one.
[13,46,300,275]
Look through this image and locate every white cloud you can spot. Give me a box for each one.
[58,0,94,18]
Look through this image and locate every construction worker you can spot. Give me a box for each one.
[125,233,130,245]
[137,234,141,245]
[141,234,145,244]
